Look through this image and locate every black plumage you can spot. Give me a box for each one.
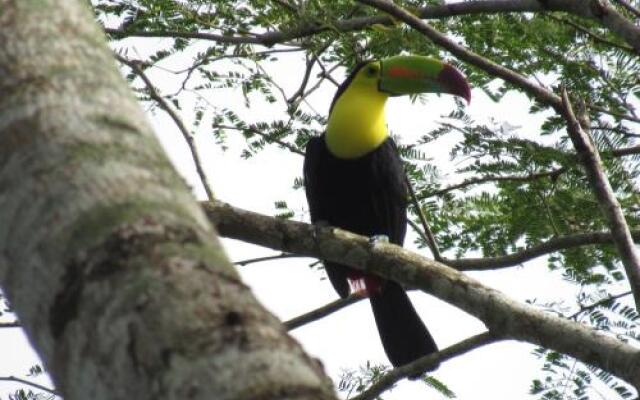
[303,135,438,368]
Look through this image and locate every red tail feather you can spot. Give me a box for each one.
[348,272,383,296]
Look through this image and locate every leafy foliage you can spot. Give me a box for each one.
[422,375,457,399]
[338,362,391,399]
[8,389,51,400]
[527,288,638,399]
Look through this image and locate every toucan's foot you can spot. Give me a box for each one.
[368,234,389,247]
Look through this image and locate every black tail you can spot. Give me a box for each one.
[369,281,438,368]
[324,261,351,299]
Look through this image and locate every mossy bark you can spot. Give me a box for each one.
[0,2,335,399]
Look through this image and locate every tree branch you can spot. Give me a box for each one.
[350,332,499,400]
[287,53,317,105]
[204,201,640,389]
[0,376,59,396]
[212,124,305,156]
[421,145,640,199]
[614,0,640,20]
[560,87,640,310]
[405,174,442,261]
[234,253,302,266]
[593,105,640,124]
[407,219,433,247]
[612,144,640,157]
[227,207,640,273]
[0,3,336,398]
[569,291,632,320]
[115,54,216,201]
[104,27,288,46]
[284,294,365,331]
[548,14,635,53]
[425,168,566,198]
[0,321,20,328]
[446,229,640,271]
[104,0,640,55]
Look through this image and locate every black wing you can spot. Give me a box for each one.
[303,136,327,223]
[303,136,351,297]
[303,136,408,297]
[370,138,408,246]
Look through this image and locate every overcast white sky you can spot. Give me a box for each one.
[0,41,612,399]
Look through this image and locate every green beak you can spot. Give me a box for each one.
[378,55,471,103]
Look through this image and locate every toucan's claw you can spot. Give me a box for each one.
[369,234,390,247]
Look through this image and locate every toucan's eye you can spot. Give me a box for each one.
[366,64,379,77]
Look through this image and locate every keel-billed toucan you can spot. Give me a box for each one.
[303,55,470,368]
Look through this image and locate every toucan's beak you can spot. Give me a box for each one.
[378,55,471,104]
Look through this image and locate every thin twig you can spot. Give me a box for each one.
[612,144,640,157]
[287,53,317,105]
[548,14,634,53]
[569,291,632,320]
[173,48,305,96]
[212,124,305,155]
[425,168,565,197]
[0,321,19,328]
[115,54,215,201]
[404,174,442,261]
[541,46,637,119]
[284,294,365,330]
[408,219,431,245]
[350,332,499,400]
[270,0,298,13]
[614,0,640,19]
[287,40,336,108]
[560,358,580,400]
[560,87,640,310]
[316,58,340,87]
[593,124,640,139]
[234,253,301,266]
[592,105,640,124]
[0,376,59,396]
[289,62,342,112]
[447,229,640,271]
[536,190,561,236]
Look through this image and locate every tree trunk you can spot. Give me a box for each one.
[0,2,335,399]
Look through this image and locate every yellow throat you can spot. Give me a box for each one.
[326,84,389,159]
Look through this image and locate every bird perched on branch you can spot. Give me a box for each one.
[304,55,470,368]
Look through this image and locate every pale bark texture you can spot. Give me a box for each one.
[0,2,335,400]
